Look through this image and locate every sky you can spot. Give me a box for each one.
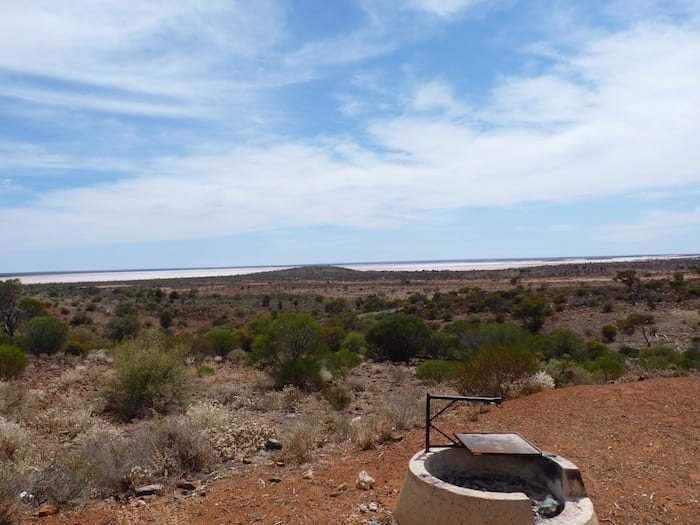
[1,0,700,273]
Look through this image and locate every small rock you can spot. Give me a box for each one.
[134,484,164,496]
[302,469,314,480]
[356,471,375,491]
[213,355,224,363]
[37,504,58,517]
[265,438,283,451]
[358,503,369,513]
[538,495,563,518]
[367,502,379,512]
[389,431,405,442]
[176,481,196,491]
[269,477,282,483]
[337,483,349,492]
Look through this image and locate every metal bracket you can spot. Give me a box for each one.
[425,393,501,452]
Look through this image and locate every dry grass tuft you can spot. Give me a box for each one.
[281,416,319,464]
[0,417,28,461]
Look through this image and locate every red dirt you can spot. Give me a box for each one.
[25,376,699,525]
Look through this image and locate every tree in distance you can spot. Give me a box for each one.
[0,279,22,338]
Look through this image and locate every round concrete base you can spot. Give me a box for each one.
[394,447,598,525]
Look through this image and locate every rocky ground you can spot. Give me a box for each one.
[23,375,699,525]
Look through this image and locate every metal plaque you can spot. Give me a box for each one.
[454,432,542,456]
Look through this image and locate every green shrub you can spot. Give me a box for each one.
[0,344,26,379]
[638,345,681,371]
[581,340,609,363]
[62,340,91,357]
[545,358,594,386]
[453,322,529,354]
[227,348,247,365]
[365,314,432,362]
[619,345,639,358]
[457,343,539,398]
[340,331,366,354]
[511,292,551,333]
[196,365,215,378]
[159,309,174,329]
[250,313,327,366]
[19,315,68,355]
[415,359,459,384]
[273,356,324,391]
[588,353,626,381]
[105,332,189,420]
[322,350,362,377]
[537,328,585,360]
[105,314,140,342]
[680,340,700,370]
[601,324,617,342]
[322,385,352,410]
[199,327,239,357]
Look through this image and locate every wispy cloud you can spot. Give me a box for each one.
[592,208,700,243]
[408,0,488,18]
[0,1,287,117]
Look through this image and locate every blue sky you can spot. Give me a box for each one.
[1,0,699,273]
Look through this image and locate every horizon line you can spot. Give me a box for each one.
[3,252,699,279]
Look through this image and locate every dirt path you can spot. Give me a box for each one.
[25,376,699,525]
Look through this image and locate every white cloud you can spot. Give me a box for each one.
[408,0,485,18]
[409,79,467,116]
[592,208,700,243]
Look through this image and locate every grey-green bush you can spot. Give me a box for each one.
[105,332,188,419]
[0,344,26,379]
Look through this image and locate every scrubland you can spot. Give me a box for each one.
[0,257,698,524]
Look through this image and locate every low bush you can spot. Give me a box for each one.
[365,314,432,362]
[272,356,324,391]
[105,315,140,342]
[638,345,681,372]
[0,417,27,461]
[131,417,216,478]
[375,388,424,439]
[0,461,24,525]
[322,385,351,410]
[457,342,539,398]
[281,416,319,464]
[196,365,215,378]
[415,359,459,384]
[182,402,273,462]
[545,357,591,387]
[588,353,626,381]
[19,316,68,355]
[601,324,617,342]
[0,344,26,380]
[536,328,585,360]
[680,342,700,370]
[340,331,366,354]
[105,332,189,420]
[506,370,556,397]
[198,327,239,357]
[322,350,362,377]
